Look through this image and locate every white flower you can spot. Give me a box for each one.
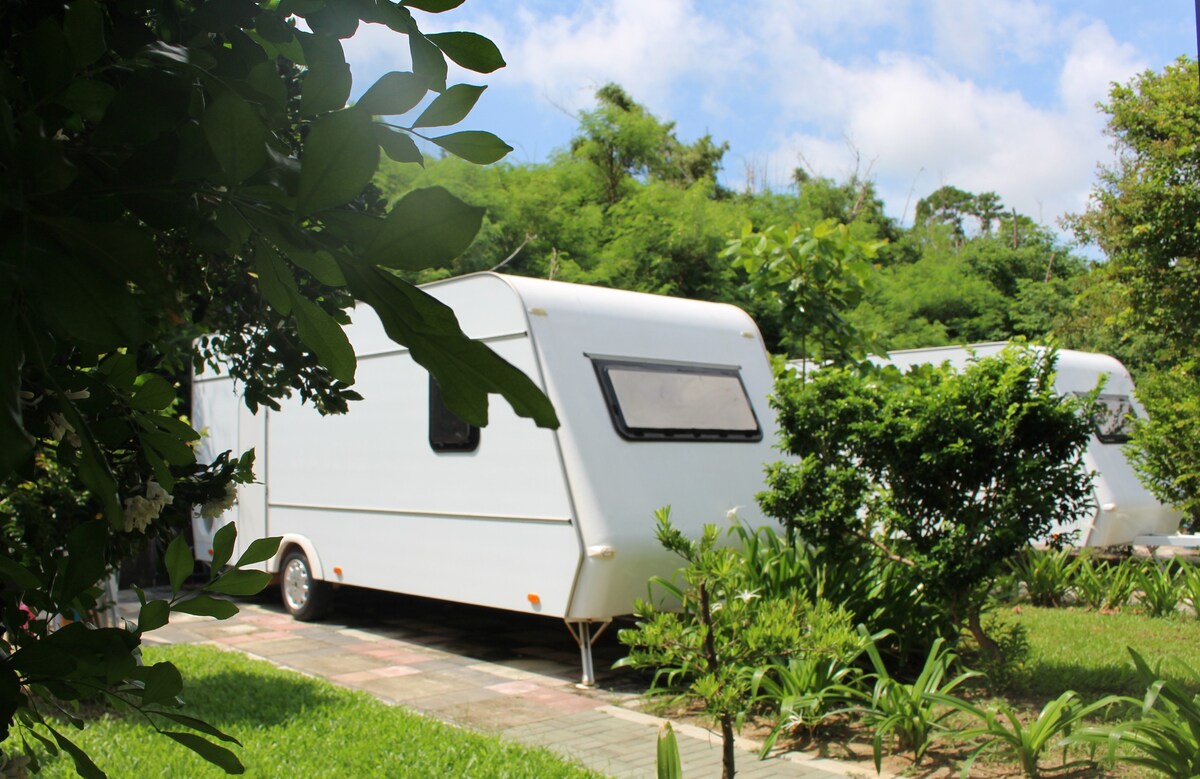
[736,589,759,604]
[145,481,173,511]
[47,412,74,442]
[726,506,742,523]
[200,481,237,519]
[63,388,90,400]
[123,482,173,533]
[123,496,157,533]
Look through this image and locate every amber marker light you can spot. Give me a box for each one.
[527,593,541,606]
[333,567,343,577]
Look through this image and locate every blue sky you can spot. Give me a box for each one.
[343,1,1196,230]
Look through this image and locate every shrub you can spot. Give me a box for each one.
[761,346,1095,662]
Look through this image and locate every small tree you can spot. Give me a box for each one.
[617,510,854,779]
[760,346,1095,658]
[725,220,884,371]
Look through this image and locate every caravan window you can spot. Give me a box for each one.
[1074,392,1135,444]
[429,377,480,452]
[592,359,762,441]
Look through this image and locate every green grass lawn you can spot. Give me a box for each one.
[996,605,1200,700]
[6,645,604,778]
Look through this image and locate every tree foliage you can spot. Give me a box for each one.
[725,220,884,365]
[1068,58,1200,527]
[0,1,556,774]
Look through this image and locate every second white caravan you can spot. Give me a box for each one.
[191,273,780,684]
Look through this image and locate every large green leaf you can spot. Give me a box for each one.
[56,79,116,122]
[427,32,505,73]
[129,374,176,412]
[338,260,559,429]
[367,186,484,269]
[172,595,238,620]
[403,0,465,12]
[166,535,193,596]
[236,536,282,567]
[162,732,245,775]
[356,72,426,116]
[202,91,268,183]
[210,522,237,574]
[154,711,242,744]
[63,0,107,68]
[208,569,272,596]
[50,725,105,779]
[138,599,170,632]
[374,124,423,165]
[412,84,485,128]
[136,662,183,706]
[253,239,300,315]
[300,62,352,116]
[0,553,42,590]
[291,297,356,384]
[408,32,447,92]
[430,130,511,164]
[296,107,379,215]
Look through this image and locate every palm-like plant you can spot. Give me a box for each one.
[932,690,1120,778]
[856,628,981,771]
[1071,648,1200,778]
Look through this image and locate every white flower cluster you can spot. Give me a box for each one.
[200,481,237,519]
[123,481,173,534]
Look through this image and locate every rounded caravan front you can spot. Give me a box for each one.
[191,273,781,684]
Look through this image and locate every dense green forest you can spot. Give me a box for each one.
[375,82,1087,360]
[375,63,1200,527]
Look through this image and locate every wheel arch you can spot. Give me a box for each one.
[269,534,325,581]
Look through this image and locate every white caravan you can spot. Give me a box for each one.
[191,273,780,684]
[883,343,1186,548]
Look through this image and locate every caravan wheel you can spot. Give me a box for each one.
[280,549,332,621]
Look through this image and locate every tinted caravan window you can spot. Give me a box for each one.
[592,359,762,441]
[1074,392,1136,444]
[429,377,479,452]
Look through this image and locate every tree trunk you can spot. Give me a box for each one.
[966,607,1002,663]
[720,714,736,779]
[698,581,737,778]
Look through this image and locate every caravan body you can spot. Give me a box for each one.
[191,273,779,680]
[884,343,1182,547]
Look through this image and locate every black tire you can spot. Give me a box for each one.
[280,549,332,621]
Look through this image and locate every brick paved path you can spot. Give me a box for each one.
[131,589,884,779]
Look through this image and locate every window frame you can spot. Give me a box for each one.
[591,358,763,442]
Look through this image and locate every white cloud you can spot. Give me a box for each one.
[1058,21,1145,114]
[470,0,752,115]
[929,0,1060,72]
[752,10,1152,227]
